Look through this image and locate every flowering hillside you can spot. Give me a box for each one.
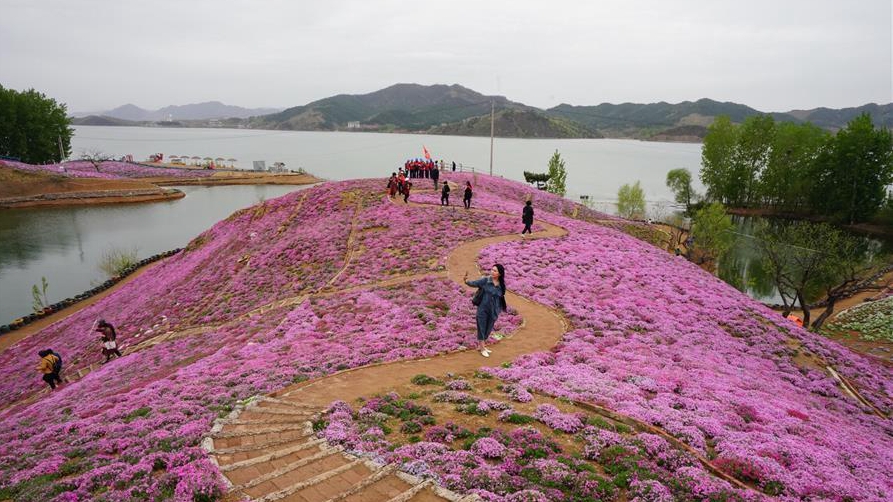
[0,179,522,500]
[0,174,889,502]
[463,178,892,501]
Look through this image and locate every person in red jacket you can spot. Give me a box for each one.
[387,173,398,199]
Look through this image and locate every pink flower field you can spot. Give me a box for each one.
[0,174,890,501]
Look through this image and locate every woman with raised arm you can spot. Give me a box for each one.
[464,264,507,357]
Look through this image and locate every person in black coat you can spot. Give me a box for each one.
[441,181,451,206]
[521,200,534,234]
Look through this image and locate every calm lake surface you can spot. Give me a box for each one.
[70,126,705,204]
[11,125,880,323]
[0,184,308,323]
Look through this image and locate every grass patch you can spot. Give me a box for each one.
[123,406,152,423]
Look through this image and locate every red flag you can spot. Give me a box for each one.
[422,145,431,160]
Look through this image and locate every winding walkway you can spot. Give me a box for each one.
[204,196,569,502]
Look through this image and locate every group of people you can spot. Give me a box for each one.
[404,159,456,179]
[35,318,121,390]
[387,171,415,202]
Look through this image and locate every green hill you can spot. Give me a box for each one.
[86,84,893,140]
[429,108,601,138]
[251,83,532,131]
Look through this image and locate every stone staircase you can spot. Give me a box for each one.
[204,396,478,502]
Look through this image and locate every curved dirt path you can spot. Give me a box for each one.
[206,196,570,502]
[206,194,770,501]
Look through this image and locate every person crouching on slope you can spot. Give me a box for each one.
[97,319,122,362]
[36,349,63,390]
[464,264,507,357]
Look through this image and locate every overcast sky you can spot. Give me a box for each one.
[1,0,891,113]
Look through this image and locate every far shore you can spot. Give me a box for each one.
[0,165,321,209]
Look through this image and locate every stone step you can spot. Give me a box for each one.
[212,434,321,457]
[253,458,365,502]
[212,427,314,450]
[234,446,344,491]
[261,396,319,410]
[223,416,309,426]
[241,407,317,418]
[213,422,309,438]
[219,438,326,472]
[320,464,397,502]
[229,447,350,495]
[385,479,433,502]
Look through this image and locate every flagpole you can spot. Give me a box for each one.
[489,100,495,176]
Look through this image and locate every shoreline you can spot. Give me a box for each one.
[0,261,158,353]
[0,165,321,209]
[0,188,185,209]
[147,172,321,186]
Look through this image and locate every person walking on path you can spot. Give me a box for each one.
[522,200,534,235]
[431,165,440,189]
[97,319,122,362]
[403,180,413,203]
[36,349,63,390]
[441,181,451,206]
[463,181,473,209]
[464,264,507,357]
[397,172,407,195]
[451,161,456,172]
[387,173,398,200]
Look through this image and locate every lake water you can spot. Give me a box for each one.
[70,126,704,206]
[0,184,308,324]
[9,126,827,324]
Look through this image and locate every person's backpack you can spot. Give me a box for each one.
[50,351,62,373]
[471,288,484,306]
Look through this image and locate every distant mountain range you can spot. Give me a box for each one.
[72,85,893,141]
[72,101,281,121]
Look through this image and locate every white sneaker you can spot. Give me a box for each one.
[483,347,491,355]
[480,349,490,357]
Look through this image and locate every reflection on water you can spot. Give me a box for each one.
[718,216,892,304]
[0,185,309,323]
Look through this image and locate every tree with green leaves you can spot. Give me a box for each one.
[755,220,885,329]
[523,170,551,190]
[665,168,696,214]
[761,122,828,210]
[690,202,734,267]
[733,115,776,206]
[700,115,739,204]
[545,150,567,196]
[809,113,893,224]
[0,85,72,164]
[617,181,646,219]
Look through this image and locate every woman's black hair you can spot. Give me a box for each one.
[38,349,50,357]
[495,263,507,311]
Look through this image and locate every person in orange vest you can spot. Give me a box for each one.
[786,314,803,327]
[397,172,407,195]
